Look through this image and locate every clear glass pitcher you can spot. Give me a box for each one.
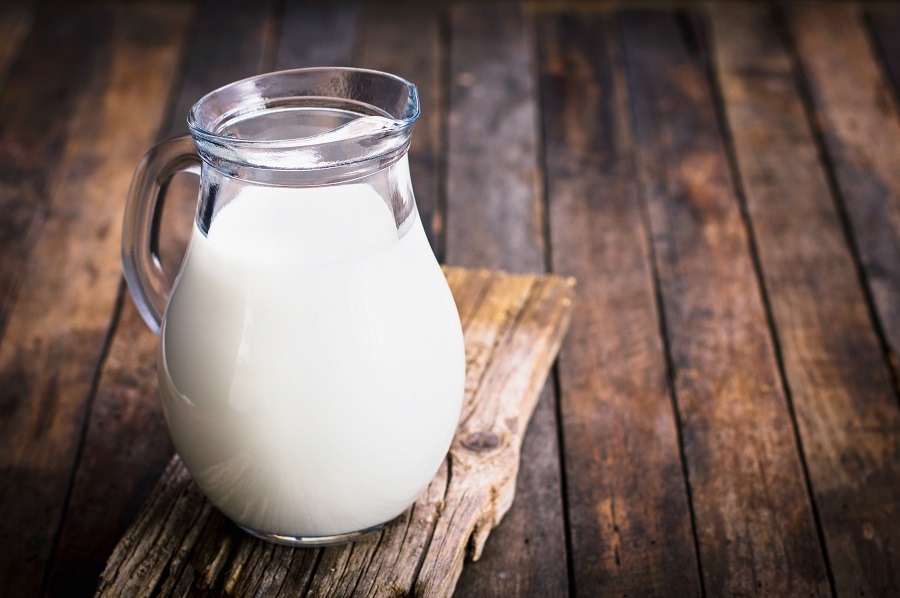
[122,68,465,546]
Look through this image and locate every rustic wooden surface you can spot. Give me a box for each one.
[1,1,900,596]
[96,267,574,597]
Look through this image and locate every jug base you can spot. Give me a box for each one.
[239,521,388,547]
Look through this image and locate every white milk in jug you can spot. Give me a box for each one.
[158,177,465,538]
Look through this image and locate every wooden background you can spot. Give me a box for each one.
[0,0,898,595]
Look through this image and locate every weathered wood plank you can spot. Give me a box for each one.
[275,0,359,70]
[443,4,570,596]
[46,2,278,594]
[0,4,192,596]
[0,3,112,336]
[444,5,544,273]
[97,267,574,597]
[710,5,900,595]
[538,12,701,595]
[0,1,34,85]
[788,3,900,388]
[620,10,830,596]
[359,2,443,257]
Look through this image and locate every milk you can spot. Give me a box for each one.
[158,180,465,538]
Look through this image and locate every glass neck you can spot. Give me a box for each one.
[195,152,418,239]
[192,132,412,187]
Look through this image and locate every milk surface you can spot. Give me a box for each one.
[159,182,465,537]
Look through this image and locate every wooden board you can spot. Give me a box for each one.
[97,267,574,597]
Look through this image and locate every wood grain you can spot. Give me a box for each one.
[359,2,443,258]
[0,3,112,336]
[45,2,278,594]
[96,268,574,597]
[444,4,570,596]
[710,5,900,595]
[0,4,191,595]
[620,10,829,596]
[788,3,900,388]
[538,12,701,596]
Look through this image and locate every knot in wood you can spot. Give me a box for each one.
[462,431,501,452]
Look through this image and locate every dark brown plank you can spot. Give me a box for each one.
[358,2,443,257]
[788,4,900,388]
[444,5,545,273]
[710,5,900,595]
[620,11,830,596]
[275,0,359,70]
[0,3,112,337]
[0,4,192,596]
[444,3,569,596]
[45,4,279,594]
[538,12,701,595]
[0,1,34,84]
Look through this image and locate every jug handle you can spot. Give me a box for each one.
[121,135,200,335]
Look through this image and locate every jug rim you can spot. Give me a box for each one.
[187,66,420,147]
[185,67,420,181]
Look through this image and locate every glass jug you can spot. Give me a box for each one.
[122,68,465,546]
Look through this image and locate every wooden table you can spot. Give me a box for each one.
[1,1,898,596]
